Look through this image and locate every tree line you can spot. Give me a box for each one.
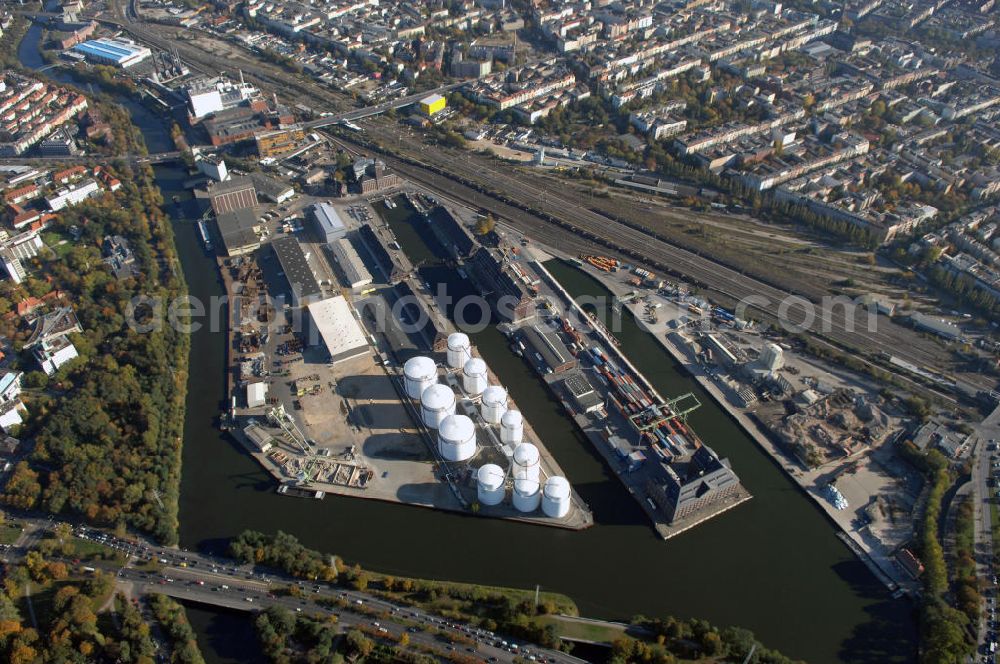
[0,133,189,543]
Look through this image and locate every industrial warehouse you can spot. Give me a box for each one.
[215,186,591,529]
[71,38,152,68]
[196,149,740,536]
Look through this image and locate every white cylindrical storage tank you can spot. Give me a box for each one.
[446,333,472,369]
[476,463,505,506]
[542,476,571,519]
[403,356,437,400]
[512,442,540,481]
[512,478,541,513]
[437,414,476,462]
[420,383,456,429]
[462,358,488,396]
[480,385,508,424]
[500,409,524,445]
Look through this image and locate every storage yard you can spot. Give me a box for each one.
[216,187,592,530]
[194,140,756,538]
[391,189,752,538]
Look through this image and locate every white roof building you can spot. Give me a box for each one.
[0,400,24,432]
[46,179,100,212]
[306,296,369,364]
[330,238,372,289]
[0,371,22,403]
[35,337,78,376]
[247,381,268,408]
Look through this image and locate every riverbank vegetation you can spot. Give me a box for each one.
[149,594,206,664]
[0,96,189,543]
[234,531,803,661]
[901,441,976,663]
[0,16,31,69]
[230,530,339,581]
[617,616,805,664]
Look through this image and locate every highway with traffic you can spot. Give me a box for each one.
[0,513,586,664]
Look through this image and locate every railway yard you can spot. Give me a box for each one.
[9,0,1000,660]
[326,129,986,403]
[79,6,995,409]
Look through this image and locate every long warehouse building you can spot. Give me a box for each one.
[329,238,373,289]
[306,295,370,364]
[71,38,152,68]
[271,237,322,307]
[310,202,347,244]
[521,324,576,373]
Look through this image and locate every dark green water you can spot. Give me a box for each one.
[181,601,266,664]
[18,25,916,661]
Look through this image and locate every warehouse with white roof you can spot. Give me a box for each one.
[329,238,373,289]
[306,296,370,364]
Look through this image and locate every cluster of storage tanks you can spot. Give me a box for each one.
[477,462,572,519]
[403,333,572,519]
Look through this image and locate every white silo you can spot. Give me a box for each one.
[500,410,524,445]
[437,414,476,462]
[512,478,541,513]
[462,358,488,396]
[542,476,571,518]
[403,356,437,399]
[480,385,508,424]
[760,343,784,371]
[446,333,472,369]
[476,464,506,506]
[512,442,540,481]
[420,383,456,429]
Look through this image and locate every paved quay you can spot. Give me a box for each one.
[539,245,919,592]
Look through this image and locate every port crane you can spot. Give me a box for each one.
[266,405,311,455]
[631,392,701,432]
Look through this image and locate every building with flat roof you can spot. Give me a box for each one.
[420,93,446,116]
[306,296,370,364]
[271,236,322,306]
[248,173,294,203]
[208,177,257,215]
[71,38,151,68]
[910,312,962,340]
[310,203,347,244]
[215,208,261,257]
[46,179,100,211]
[246,381,268,408]
[255,127,306,158]
[469,247,533,321]
[329,238,372,289]
[562,372,603,413]
[197,157,229,182]
[647,446,741,523]
[521,324,576,373]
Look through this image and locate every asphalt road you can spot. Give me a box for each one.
[974,407,1000,662]
[1,512,586,664]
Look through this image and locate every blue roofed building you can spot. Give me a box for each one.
[309,203,347,244]
[71,39,152,68]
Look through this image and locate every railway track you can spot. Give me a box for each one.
[108,2,988,393]
[326,133,990,402]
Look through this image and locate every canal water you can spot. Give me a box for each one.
[18,23,916,663]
